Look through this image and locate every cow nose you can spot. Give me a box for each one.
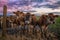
[49,21,55,24]
[53,21,55,24]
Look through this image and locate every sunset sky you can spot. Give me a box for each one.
[0,0,60,14]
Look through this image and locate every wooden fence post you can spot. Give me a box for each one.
[2,5,7,37]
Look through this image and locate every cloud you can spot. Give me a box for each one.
[30,7,60,14]
[0,0,60,14]
[31,0,60,9]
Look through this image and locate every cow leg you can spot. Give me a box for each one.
[40,25,46,40]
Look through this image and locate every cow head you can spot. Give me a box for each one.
[38,15,49,26]
[38,13,59,27]
[26,12,31,16]
[13,11,24,16]
[48,13,59,24]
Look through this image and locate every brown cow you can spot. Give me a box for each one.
[38,14,51,39]
[13,11,27,35]
[31,14,37,26]
[48,13,59,24]
[38,13,59,40]
[30,14,39,37]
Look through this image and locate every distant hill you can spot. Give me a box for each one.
[46,12,60,15]
[34,12,60,16]
[0,12,15,16]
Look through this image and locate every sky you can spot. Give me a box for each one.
[0,0,60,14]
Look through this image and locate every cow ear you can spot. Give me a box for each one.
[48,13,53,15]
[13,12,16,14]
[46,15,48,17]
[54,15,59,18]
[13,12,18,16]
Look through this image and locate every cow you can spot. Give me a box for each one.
[13,11,25,26]
[13,11,26,35]
[30,14,40,37]
[38,13,59,40]
[31,14,37,26]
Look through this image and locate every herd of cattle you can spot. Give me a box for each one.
[0,11,59,40]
